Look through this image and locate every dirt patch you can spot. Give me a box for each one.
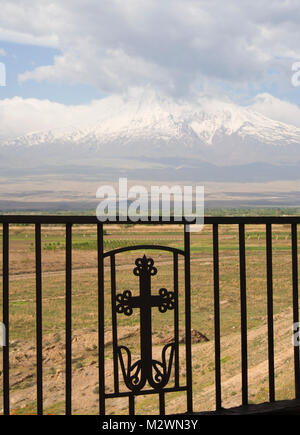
[156,329,209,345]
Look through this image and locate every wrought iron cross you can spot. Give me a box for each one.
[115,255,176,392]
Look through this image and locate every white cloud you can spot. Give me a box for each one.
[0,48,6,56]
[1,91,300,143]
[0,28,58,48]
[249,93,300,128]
[0,96,104,140]
[0,0,300,96]
[0,93,147,140]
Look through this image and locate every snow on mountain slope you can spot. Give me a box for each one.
[2,90,300,166]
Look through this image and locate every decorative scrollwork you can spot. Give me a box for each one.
[150,342,175,389]
[134,255,157,277]
[118,342,175,392]
[118,346,146,392]
[116,290,133,316]
[158,288,175,313]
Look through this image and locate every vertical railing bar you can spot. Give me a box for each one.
[129,395,135,415]
[3,222,9,415]
[65,223,72,415]
[292,223,300,399]
[35,223,43,415]
[173,252,180,388]
[239,223,248,406]
[266,224,275,402]
[184,226,193,413]
[213,223,222,410]
[97,223,105,415]
[110,254,119,394]
[159,391,165,415]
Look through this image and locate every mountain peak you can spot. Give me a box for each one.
[2,94,300,166]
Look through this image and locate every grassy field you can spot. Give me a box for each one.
[0,220,299,414]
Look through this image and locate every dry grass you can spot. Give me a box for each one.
[0,223,299,414]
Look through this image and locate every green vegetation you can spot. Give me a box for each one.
[2,206,300,219]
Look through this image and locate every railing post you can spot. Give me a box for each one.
[213,223,222,410]
[173,252,180,389]
[110,254,119,394]
[35,223,43,415]
[266,224,275,402]
[97,223,105,415]
[291,223,300,399]
[239,224,248,406]
[184,226,193,413]
[2,222,9,415]
[159,391,165,415]
[65,223,72,415]
[129,394,135,415]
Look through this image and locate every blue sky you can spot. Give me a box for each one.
[0,41,104,104]
[1,0,300,139]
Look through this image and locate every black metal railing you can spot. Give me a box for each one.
[1,215,300,415]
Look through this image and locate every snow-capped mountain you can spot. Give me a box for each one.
[2,90,300,168]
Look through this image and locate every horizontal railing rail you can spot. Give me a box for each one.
[2,215,300,224]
